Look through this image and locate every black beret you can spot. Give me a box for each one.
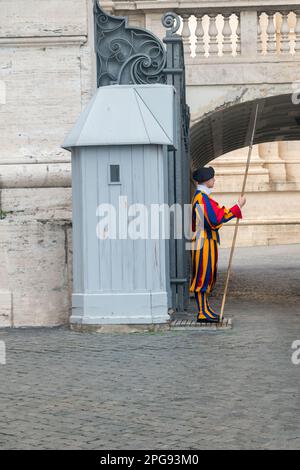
[192,166,215,183]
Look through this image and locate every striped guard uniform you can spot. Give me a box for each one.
[190,188,242,321]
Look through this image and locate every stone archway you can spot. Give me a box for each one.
[190,93,300,169]
[187,93,300,318]
[189,93,300,248]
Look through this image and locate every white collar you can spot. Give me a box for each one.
[197,184,212,196]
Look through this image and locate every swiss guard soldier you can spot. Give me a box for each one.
[190,166,246,323]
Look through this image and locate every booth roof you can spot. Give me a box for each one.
[62,84,176,151]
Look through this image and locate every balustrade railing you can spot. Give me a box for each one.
[259,11,300,55]
[108,1,300,60]
[179,13,240,58]
[177,9,300,59]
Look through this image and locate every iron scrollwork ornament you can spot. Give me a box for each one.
[94,0,167,87]
[161,12,181,35]
[162,12,190,154]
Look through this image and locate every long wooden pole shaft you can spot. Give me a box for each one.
[219,104,260,321]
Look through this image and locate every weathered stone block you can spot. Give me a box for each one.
[0,291,12,327]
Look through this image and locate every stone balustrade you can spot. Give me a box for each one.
[178,9,300,59]
[107,1,300,60]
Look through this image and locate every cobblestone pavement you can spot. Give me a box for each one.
[0,245,299,450]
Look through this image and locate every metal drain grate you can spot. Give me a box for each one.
[169,318,232,330]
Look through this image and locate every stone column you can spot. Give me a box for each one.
[259,142,287,183]
[278,141,300,182]
[213,145,269,193]
[240,10,259,58]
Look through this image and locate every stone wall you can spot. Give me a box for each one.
[0,0,95,326]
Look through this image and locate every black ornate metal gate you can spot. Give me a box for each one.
[94,1,191,311]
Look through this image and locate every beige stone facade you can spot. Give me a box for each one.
[0,0,299,326]
[210,142,300,247]
[0,0,95,326]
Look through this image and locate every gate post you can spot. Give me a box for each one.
[162,13,191,311]
[92,1,191,313]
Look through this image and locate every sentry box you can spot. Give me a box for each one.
[62,84,176,328]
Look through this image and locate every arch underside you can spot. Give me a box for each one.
[191,93,300,169]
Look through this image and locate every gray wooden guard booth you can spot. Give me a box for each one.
[62,84,176,327]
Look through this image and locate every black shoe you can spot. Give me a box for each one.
[196,317,220,324]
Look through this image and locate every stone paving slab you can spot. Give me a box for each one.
[0,244,299,450]
[0,298,299,450]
